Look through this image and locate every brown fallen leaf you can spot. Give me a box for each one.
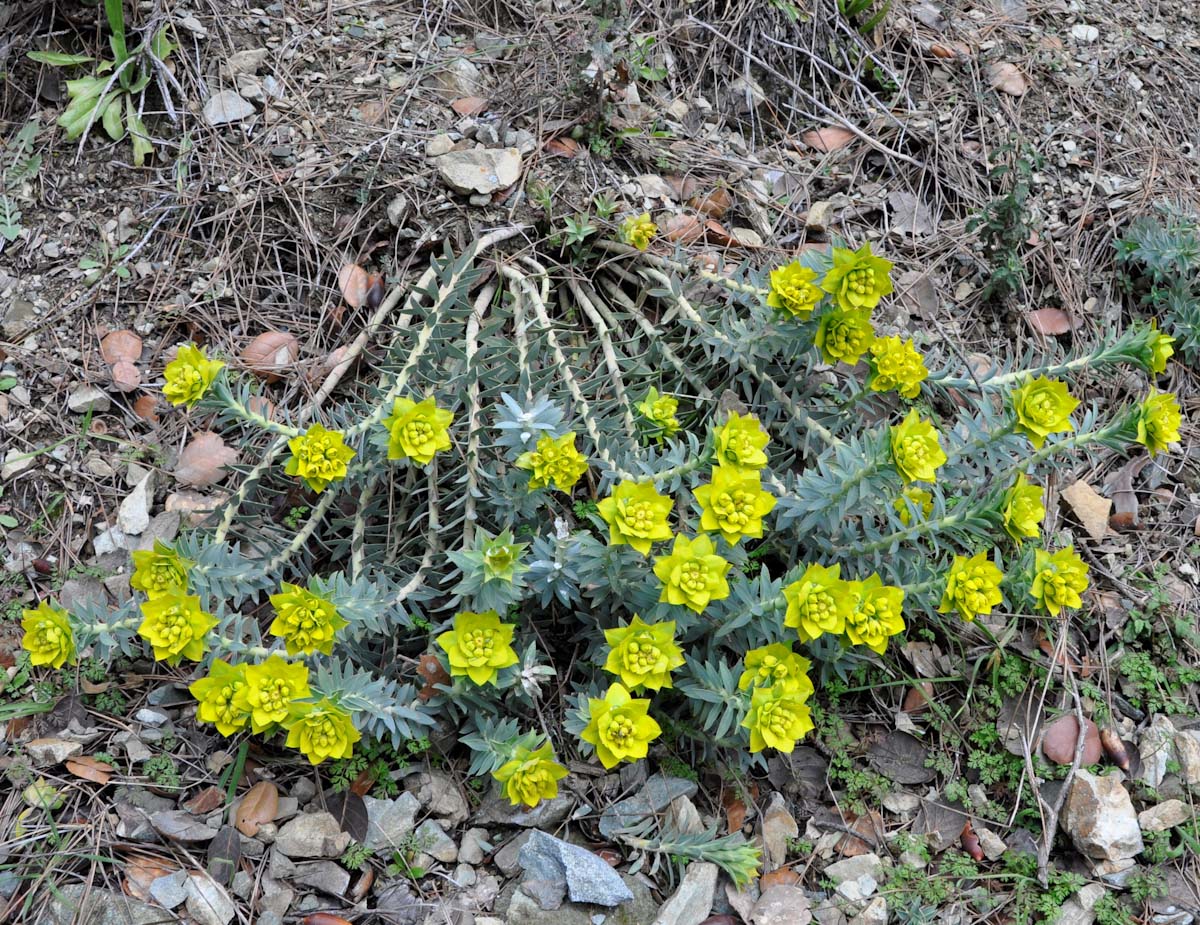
[723,789,747,833]
[235,780,279,837]
[987,61,1029,96]
[543,137,580,158]
[1040,714,1102,765]
[100,330,143,365]
[1100,728,1130,771]
[837,810,883,857]
[759,867,801,889]
[800,126,856,152]
[450,96,489,116]
[132,394,160,423]
[185,785,226,815]
[690,187,732,219]
[175,432,239,488]
[663,213,704,244]
[664,174,702,201]
[366,273,385,310]
[207,824,241,886]
[703,219,734,246]
[124,853,178,902]
[241,331,300,382]
[417,652,451,701]
[1107,456,1148,531]
[1061,479,1111,541]
[304,914,355,925]
[902,682,934,714]
[930,41,971,58]
[110,361,142,393]
[961,822,984,861]
[337,263,370,310]
[1025,307,1075,336]
[65,756,113,784]
[350,867,375,902]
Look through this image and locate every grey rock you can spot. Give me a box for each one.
[667,795,705,836]
[1174,730,1200,784]
[387,194,410,226]
[518,830,632,907]
[232,870,254,900]
[976,826,1007,860]
[134,707,170,727]
[2,448,37,480]
[850,897,887,925]
[760,792,797,871]
[365,792,421,851]
[459,827,491,865]
[415,818,459,863]
[599,775,699,839]
[426,56,482,100]
[44,884,164,925]
[505,875,658,925]
[275,811,349,858]
[651,862,718,925]
[824,853,885,887]
[1056,883,1106,925]
[1092,857,1138,887]
[426,134,456,157]
[291,777,317,803]
[408,770,470,824]
[476,123,500,145]
[1139,800,1191,832]
[881,791,920,815]
[1062,770,1144,861]
[67,385,111,414]
[504,129,538,154]
[495,830,534,877]
[118,472,154,535]
[59,577,107,612]
[812,898,848,925]
[225,48,269,76]
[260,878,293,916]
[2,297,37,338]
[269,846,296,879]
[184,872,236,925]
[203,90,255,126]
[453,863,478,887]
[25,737,82,765]
[752,885,813,924]
[151,810,218,843]
[149,869,189,908]
[436,147,521,195]
[1139,715,1176,788]
[293,859,350,896]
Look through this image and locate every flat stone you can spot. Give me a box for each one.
[407,770,470,824]
[651,861,717,925]
[851,897,888,925]
[2,448,37,480]
[185,872,236,925]
[364,792,420,852]
[118,472,154,536]
[292,859,350,896]
[505,875,657,925]
[414,818,459,863]
[599,775,698,839]
[44,884,164,925]
[976,826,1007,860]
[225,48,269,76]
[1139,715,1176,787]
[518,830,632,907]
[426,133,455,157]
[275,812,349,859]
[1174,730,1200,784]
[67,385,111,414]
[25,737,83,765]
[477,790,573,829]
[824,853,885,886]
[135,707,170,727]
[1139,800,1191,832]
[667,794,706,836]
[1070,23,1099,42]
[751,884,813,925]
[426,56,482,100]
[1056,883,1106,925]
[149,869,188,909]
[203,90,255,126]
[495,830,534,877]
[436,147,521,195]
[459,827,491,865]
[151,810,218,843]
[761,792,798,871]
[1061,770,1144,861]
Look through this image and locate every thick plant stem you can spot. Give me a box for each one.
[464,283,498,545]
[568,277,638,439]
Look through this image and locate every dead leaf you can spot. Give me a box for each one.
[110,361,142,392]
[100,330,143,365]
[1025,307,1076,336]
[65,756,113,784]
[914,797,969,853]
[901,641,942,678]
[350,868,375,902]
[723,789,747,833]
[930,42,971,58]
[800,126,856,152]
[241,331,299,382]
[867,731,937,784]
[1040,714,1102,765]
[185,786,226,815]
[543,137,580,158]
[837,810,883,857]
[450,96,489,116]
[902,683,934,714]
[759,868,801,889]
[349,769,375,797]
[80,677,110,694]
[356,100,387,125]
[235,780,278,836]
[175,432,239,488]
[207,824,241,886]
[417,653,451,701]
[961,822,984,860]
[304,914,355,925]
[337,263,370,309]
[132,394,160,423]
[703,219,734,245]
[987,61,1029,96]
[664,175,702,200]
[321,790,368,843]
[663,214,704,243]
[888,190,936,236]
[124,853,178,902]
[690,188,732,219]
[1107,456,1147,531]
[1062,479,1111,541]
[366,273,385,310]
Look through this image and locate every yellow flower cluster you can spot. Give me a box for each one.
[493,741,569,808]
[21,601,75,669]
[269,583,349,656]
[620,213,658,251]
[783,564,905,654]
[516,431,589,492]
[162,344,224,407]
[938,552,1004,622]
[738,644,815,755]
[436,610,519,686]
[285,423,356,493]
[869,336,928,399]
[636,387,681,440]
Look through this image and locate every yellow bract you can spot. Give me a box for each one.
[743,684,814,753]
[738,643,814,699]
[284,423,355,493]
[938,552,1004,622]
[436,610,519,686]
[890,409,947,484]
[636,387,680,440]
[189,659,252,736]
[580,683,662,768]
[162,344,224,407]
[493,741,569,808]
[713,412,769,471]
[515,432,589,492]
[285,698,361,764]
[1002,475,1044,542]
[620,213,657,251]
[130,540,193,599]
[603,615,684,691]
[383,396,454,465]
[868,336,928,399]
[783,563,853,643]
[766,262,823,318]
[652,534,732,613]
[1010,377,1079,448]
[693,466,776,545]
[1143,320,1174,374]
[137,592,217,666]
[596,480,674,556]
[845,575,905,654]
[21,601,75,669]
[1030,547,1089,616]
[268,583,349,656]
[894,487,933,526]
[820,242,894,311]
[1136,390,1182,456]
[815,306,875,365]
[240,655,311,733]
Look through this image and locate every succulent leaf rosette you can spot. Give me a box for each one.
[783,564,853,642]
[620,213,657,251]
[713,412,769,471]
[383,396,454,465]
[268,583,349,656]
[815,306,875,365]
[437,610,519,686]
[738,643,814,699]
[239,656,312,733]
[515,431,588,491]
[137,592,217,665]
[868,336,928,399]
[190,659,252,736]
[1002,475,1045,542]
[844,575,906,654]
[130,540,193,599]
[693,466,776,545]
[635,387,681,439]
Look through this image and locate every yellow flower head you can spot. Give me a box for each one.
[1142,320,1175,374]
[652,534,732,613]
[1030,547,1089,616]
[130,540,193,599]
[21,601,75,669]
[493,741,569,808]
[635,387,681,440]
[515,432,589,492]
[743,684,814,754]
[1002,475,1045,542]
[845,575,905,654]
[268,583,349,657]
[820,242,894,311]
[284,698,361,765]
[738,643,814,699]
[383,396,454,465]
[1136,390,1182,457]
[580,683,662,769]
[436,610,519,686]
[1010,377,1079,448]
[713,412,769,471]
[162,344,224,407]
[137,592,217,666]
[815,306,875,366]
[189,659,252,736]
[284,423,355,493]
[603,615,684,691]
[938,552,1004,622]
[597,480,674,555]
[238,655,311,733]
[783,563,854,643]
[694,466,776,546]
[766,262,823,319]
[894,487,933,526]
[620,213,657,251]
[868,336,928,399]
[890,409,947,484]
